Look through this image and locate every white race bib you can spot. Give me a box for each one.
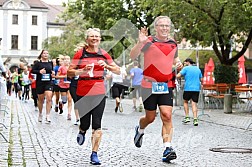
[31,74,37,80]
[152,82,169,94]
[41,74,50,81]
[55,79,60,85]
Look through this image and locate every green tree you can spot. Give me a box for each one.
[43,13,88,58]
[136,0,252,65]
[60,0,137,61]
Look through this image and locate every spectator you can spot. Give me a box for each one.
[176,58,203,126]
[130,61,143,111]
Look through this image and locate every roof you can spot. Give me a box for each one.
[41,1,65,24]
[0,0,48,9]
[0,0,66,24]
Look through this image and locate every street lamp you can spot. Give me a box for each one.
[196,42,199,67]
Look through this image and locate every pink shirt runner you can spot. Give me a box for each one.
[58,65,70,89]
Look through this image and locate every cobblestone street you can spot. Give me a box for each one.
[1,96,252,167]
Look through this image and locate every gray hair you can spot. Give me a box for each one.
[153,16,171,28]
[85,28,101,39]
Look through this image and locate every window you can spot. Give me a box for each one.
[12,15,18,24]
[11,35,18,49]
[32,15,37,25]
[31,36,38,50]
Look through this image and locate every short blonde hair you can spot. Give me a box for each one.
[85,28,101,39]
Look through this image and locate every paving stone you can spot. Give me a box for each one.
[1,97,252,166]
[25,160,39,167]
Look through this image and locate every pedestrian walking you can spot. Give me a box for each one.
[107,61,127,113]
[130,61,143,111]
[32,50,54,123]
[67,28,121,165]
[176,58,203,126]
[130,15,183,163]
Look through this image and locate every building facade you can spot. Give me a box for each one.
[0,0,65,67]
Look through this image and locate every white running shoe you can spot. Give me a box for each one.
[45,116,51,123]
[74,119,80,126]
[38,114,42,122]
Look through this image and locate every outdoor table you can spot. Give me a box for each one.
[234,87,252,111]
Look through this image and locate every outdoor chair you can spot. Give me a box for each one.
[202,84,218,109]
[234,85,252,111]
[211,83,230,109]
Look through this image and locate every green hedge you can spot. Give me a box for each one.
[214,64,238,84]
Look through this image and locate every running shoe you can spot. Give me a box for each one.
[182,116,190,123]
[38,114,42,122]
[138,105,143,112]
[133,106,137,111]
[193,118,198,126]
[119,103,123,112]
[59,102,63,114]
[77,130,85,145]
[115,107,118,113]
[67,114,71,121]
[162,147,177,162]
[55,106,58,112]
[90,152,101,165]
[134,126,144,148]
[45,116,51,123]
[35,107,38,111]
[74,119,80,126]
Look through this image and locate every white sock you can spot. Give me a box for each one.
[164,142,171,148]
[138,128,144,134]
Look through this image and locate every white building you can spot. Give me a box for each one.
[0,0,65,68]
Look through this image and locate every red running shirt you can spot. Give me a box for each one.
[141,36,177,88]
[28,70,36,89]
[71,48,113,96]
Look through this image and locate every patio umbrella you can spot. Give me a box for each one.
[238,55,247,84]
[207,58,215,84]
[203,63,209,85]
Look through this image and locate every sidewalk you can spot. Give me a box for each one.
[1,96,252,167]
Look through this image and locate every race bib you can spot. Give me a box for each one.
[41,74,50,81]
[152,82,169,94]
[55,79,60,85]
[31,74,37,80]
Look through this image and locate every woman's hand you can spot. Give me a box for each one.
[40,68,46,74]
[97,60,107,68]
[84,63,94,71]
[51,71,55,78]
